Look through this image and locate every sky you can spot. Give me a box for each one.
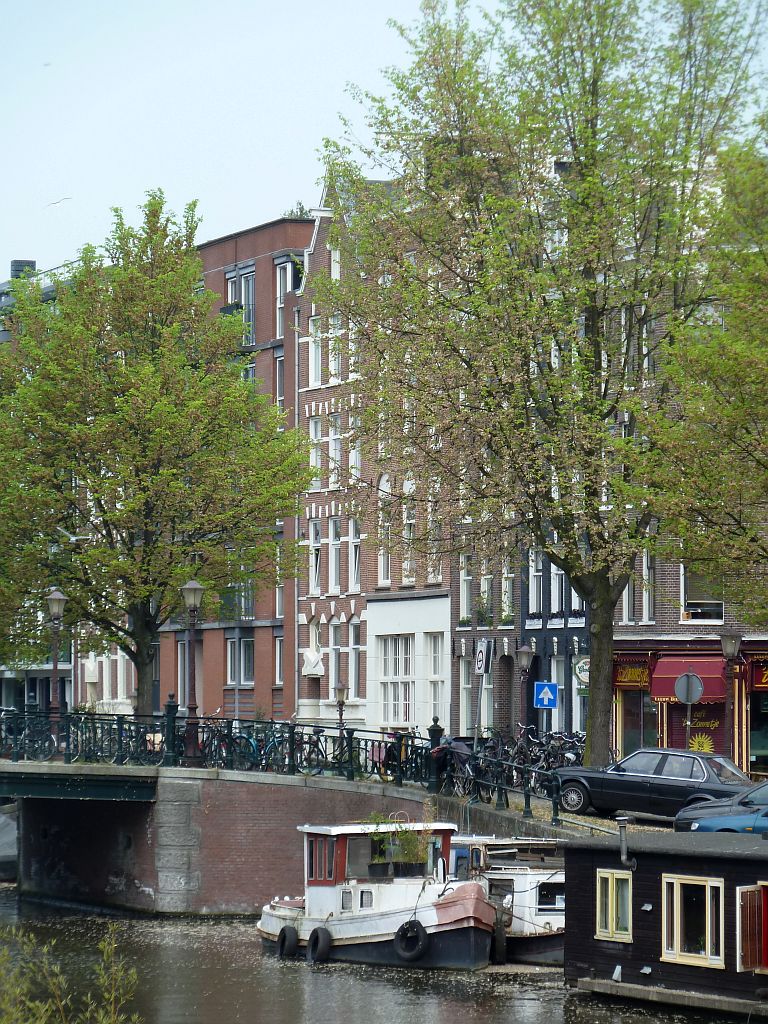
[1,0,425,278]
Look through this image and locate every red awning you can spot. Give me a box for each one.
[650,656,726,703]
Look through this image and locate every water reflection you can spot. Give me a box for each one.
[0,885,718,1024]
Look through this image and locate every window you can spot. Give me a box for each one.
[551,562,565,617]
[329,517,341,593]
[348,327,359,377]
[275,355,285,416]
[479,562,493,625]
[459,553,473,622]
[681,565,723,621]
[621,578,636,623]
[330,248,341,281]
[571,586,586,617]
[529,549,543,615]
[276,263,288,339]
[310,618,322,654]
[241,638,254,685]
[737,884,768,972]
[349,620,361,699]
[642,552,656,621]
[329,620,341,692]
[275,576,284,619]
[460,658,473,734]
[308,317,322,386]
[309,520,322,595]
[226,639,237,686]
[328,414,342,489]
[349,416,361,479]
[662,875,724,967]
[501,557,515,625]
[309,418,322,490]
[596,870,632,942]
[241,272,255,344]
[427,633,444,721]
[378,481,392,585]
[402,492,416,584]
[275,636,284,687]
[426,488,442,583]
[349,518,361,592]
[227,277,238,304]
[380,635,414,726]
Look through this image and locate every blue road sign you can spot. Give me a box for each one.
[533,681,558,709]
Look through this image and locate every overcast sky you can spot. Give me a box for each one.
[1,0,425,278]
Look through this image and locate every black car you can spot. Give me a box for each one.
[555,748,752,817]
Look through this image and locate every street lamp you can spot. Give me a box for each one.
[334,680,349,778]
[517,643,534,728]
[46,588,68,716]
[180,580,204,762]
[720,629,742,762]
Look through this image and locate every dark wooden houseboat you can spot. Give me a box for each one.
[564,827,768,1019]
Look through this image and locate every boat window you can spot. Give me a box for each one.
[307,839,315,880]
[538,882,565,912]
[360,890,374,909]
[489,879,514,908]
[346,838,370,877]
[471,847,482,870]
[341,889,353,911]
[453,847,470,880]
[327,838,335,880]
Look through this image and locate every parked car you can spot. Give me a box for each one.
[673,780,768,833]
[555,748,752,817]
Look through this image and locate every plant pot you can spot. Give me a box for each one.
[368,861,393,878]
[392,861,427,878]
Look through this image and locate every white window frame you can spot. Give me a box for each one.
[348,518,361,593]
[349,620,361,699]
[309,417,322,490]
[427,633,444,722]
[329,620,341,693]
[460,657,473,734]
[275,355,285,417]
[621,578,636,624]
[529,549,543,615]
[378,502,391,585]
[479,561,493,625]
[348,415,361,479]
[501,557,515,625]
[459,553,473,622]
[680,565,724,623]
[328,414,342,489]
[661,873,725,968]
[642,551,656,622]
[241,638,254,686]
[308,317,322,387]
[595,869,633,942]
[402,493,416,585]
[241,271,255,344]
[309,519,322,595]
[380,634,414,727]
[226,638,237,686]
[276,263,288,339]
[550,562,565,617]
[329,517,342,594]
[275,636,284,687]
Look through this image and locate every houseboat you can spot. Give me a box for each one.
[257,820,496,969]
[564,825,768,1019]
[451,835,565,964]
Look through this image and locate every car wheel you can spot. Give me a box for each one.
[560,781,590,814]
[716,828,738,833]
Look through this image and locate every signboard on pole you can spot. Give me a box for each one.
[475,638,493,675]
[533,681,558,709]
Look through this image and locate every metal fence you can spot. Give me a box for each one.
[0,704,562,825]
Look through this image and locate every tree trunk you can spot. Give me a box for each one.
[130,611,158,718]
[584,575,617,767]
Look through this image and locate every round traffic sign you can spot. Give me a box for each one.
[674,672,704,705]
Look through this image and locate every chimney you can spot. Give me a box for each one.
[10,260,36,279]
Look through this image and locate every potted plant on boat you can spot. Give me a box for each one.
[390,826,431,877]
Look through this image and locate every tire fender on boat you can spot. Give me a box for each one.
[306,926,332,963]
[393,920,430,962]
[277,925,299,959]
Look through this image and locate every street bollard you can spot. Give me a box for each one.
[550,773,561,827]
[522,765,533,819]
[287,722,297,775]
[163,694,179,767]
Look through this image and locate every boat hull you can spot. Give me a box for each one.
[506,930,564,965]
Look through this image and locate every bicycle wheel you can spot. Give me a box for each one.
[28,732,55,761]
[376,746,397,783]
[299,741,325,775]
[263,741,286,773]
[231,735,256,771]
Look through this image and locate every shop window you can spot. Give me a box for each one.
[662,874,724,967]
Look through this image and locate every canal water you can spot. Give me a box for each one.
[0,884,720,1024]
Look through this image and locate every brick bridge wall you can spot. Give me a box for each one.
[17,768,560,915]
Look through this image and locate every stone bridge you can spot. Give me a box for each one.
[0,762,563,914]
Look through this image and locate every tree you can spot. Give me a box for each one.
[646,124,768,626]
[0,192,309,715]
[320,0,763,763]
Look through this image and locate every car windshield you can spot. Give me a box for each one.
[705,756,751,784]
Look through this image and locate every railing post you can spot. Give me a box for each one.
[63,711,71,765]
[345,727,355,782]
[163,694,179,767]
[495,760,509,810]
[550,772,561,827]
[394,731,404,788]
[115,715,125,765]
[11,709,21,763]
[522,765,533,819]
[287,722,297,775]
[225,717,234,771]
[427,717,443,795]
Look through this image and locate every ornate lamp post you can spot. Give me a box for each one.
[720,629,742,762]
[180,580,204,762]
[46,588,68,716]
[517,643,534,727]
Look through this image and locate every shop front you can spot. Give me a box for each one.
[613,656,657,756]
[650,655,727,756]
[749,660,768,774]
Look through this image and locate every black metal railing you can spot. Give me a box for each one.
[0,705,562,825]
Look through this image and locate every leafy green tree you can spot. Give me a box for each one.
[320,0,763,763]
[646,124,768,626]
[0,192,309,715]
